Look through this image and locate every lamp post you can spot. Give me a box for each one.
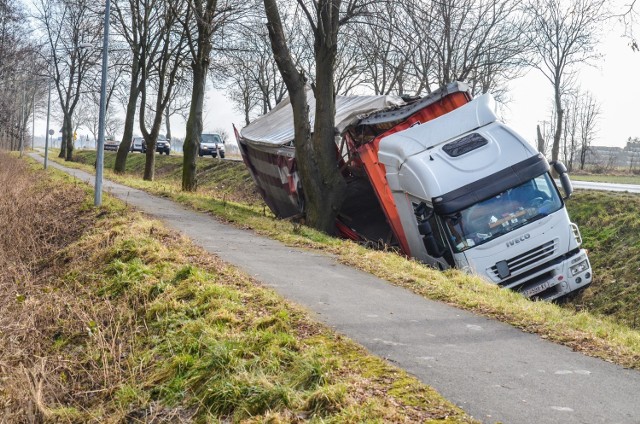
[19,83,25,157]
[94,0,110,207]
[44,75,52,169]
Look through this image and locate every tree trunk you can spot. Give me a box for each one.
[536,124,545,155]
[264,0,312,223]
[306,26,346,233]
[59,116,67,158]
[114,59,141,174]
[65,112,74,161]
[165,104,172,140]
[551,83,563,164]
[182,63,206,191]
[264,0,348,234]
[143,135,156,180]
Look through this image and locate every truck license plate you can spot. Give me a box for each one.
[522,279,557,297]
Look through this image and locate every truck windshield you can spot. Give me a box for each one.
[443,173,562,252]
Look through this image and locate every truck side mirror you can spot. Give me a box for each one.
[550,161,573,199]
[551,161,567,174]
[559,173,573,199]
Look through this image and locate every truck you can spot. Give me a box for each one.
[236,82,592,301]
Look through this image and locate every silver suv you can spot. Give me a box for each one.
[199,133,225,158]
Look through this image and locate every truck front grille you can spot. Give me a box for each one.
[489,239,558,281]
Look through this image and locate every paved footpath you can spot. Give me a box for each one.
[33,154,640,424]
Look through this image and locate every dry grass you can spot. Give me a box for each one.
[0,152,474,422]
[0,152,102,421]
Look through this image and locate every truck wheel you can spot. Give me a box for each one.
[166,150,170,155]
[220,152,225,159]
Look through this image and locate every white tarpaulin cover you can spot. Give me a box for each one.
[240,86,405,146]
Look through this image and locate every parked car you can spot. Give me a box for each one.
[131,136,145,152]
[137,136,171,154]
[199,133,225,158]
[155,136,171,155]
[104,135,120,151]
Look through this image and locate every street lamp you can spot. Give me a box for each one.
[94,1,110,207]
[44,76,52,169]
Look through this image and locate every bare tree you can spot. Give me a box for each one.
[112,0,162,173]
[525,0,606,165]
[617,0,639,50]
[138,0,189,180]
[216,12,293,125]
[352,1,410,95]
[179,0,238,191]
[399,0,530,98]
[263,0,370,233]
[33,0,102,161]
[80,89,124,147]
[577,90,600,170]
[561,94,579,170]
[0,0,36,152]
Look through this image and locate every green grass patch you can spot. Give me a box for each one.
[73,214,472,421]
[46,151,640,370]
[565,191,640,328]
[571,173,640,185]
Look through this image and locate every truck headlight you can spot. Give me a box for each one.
[570,260,589,276]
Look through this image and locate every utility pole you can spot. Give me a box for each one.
[44,76,51,169]
[95,0,110,206]
[19,83,25,157]
[31,90,35,151]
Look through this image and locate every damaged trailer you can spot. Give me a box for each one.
[236,82,593,301]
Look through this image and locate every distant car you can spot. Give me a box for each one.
[199,133,225,158]
[104,135,120,151]
[137,136,171,155]
[155,136,171,155]
[131,136,144,152]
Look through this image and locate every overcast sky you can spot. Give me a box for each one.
[505,22,640,149]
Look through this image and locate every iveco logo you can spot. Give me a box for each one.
[506,233,530,247]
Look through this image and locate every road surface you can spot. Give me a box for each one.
[571,179,640,194]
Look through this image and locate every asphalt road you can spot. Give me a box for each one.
[31,153,640,424]
[571,180,640,193]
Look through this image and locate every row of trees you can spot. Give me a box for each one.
[537,88,601,171]
[0,0,636,232]
[0,0,45,153]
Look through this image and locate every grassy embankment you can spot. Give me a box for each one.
[1,152,474,422]
[566,191,640,328]
[50,150,640,370]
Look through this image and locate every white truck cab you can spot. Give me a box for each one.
[378,94,592,300]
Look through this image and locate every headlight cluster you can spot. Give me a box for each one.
[570,260,589,276]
